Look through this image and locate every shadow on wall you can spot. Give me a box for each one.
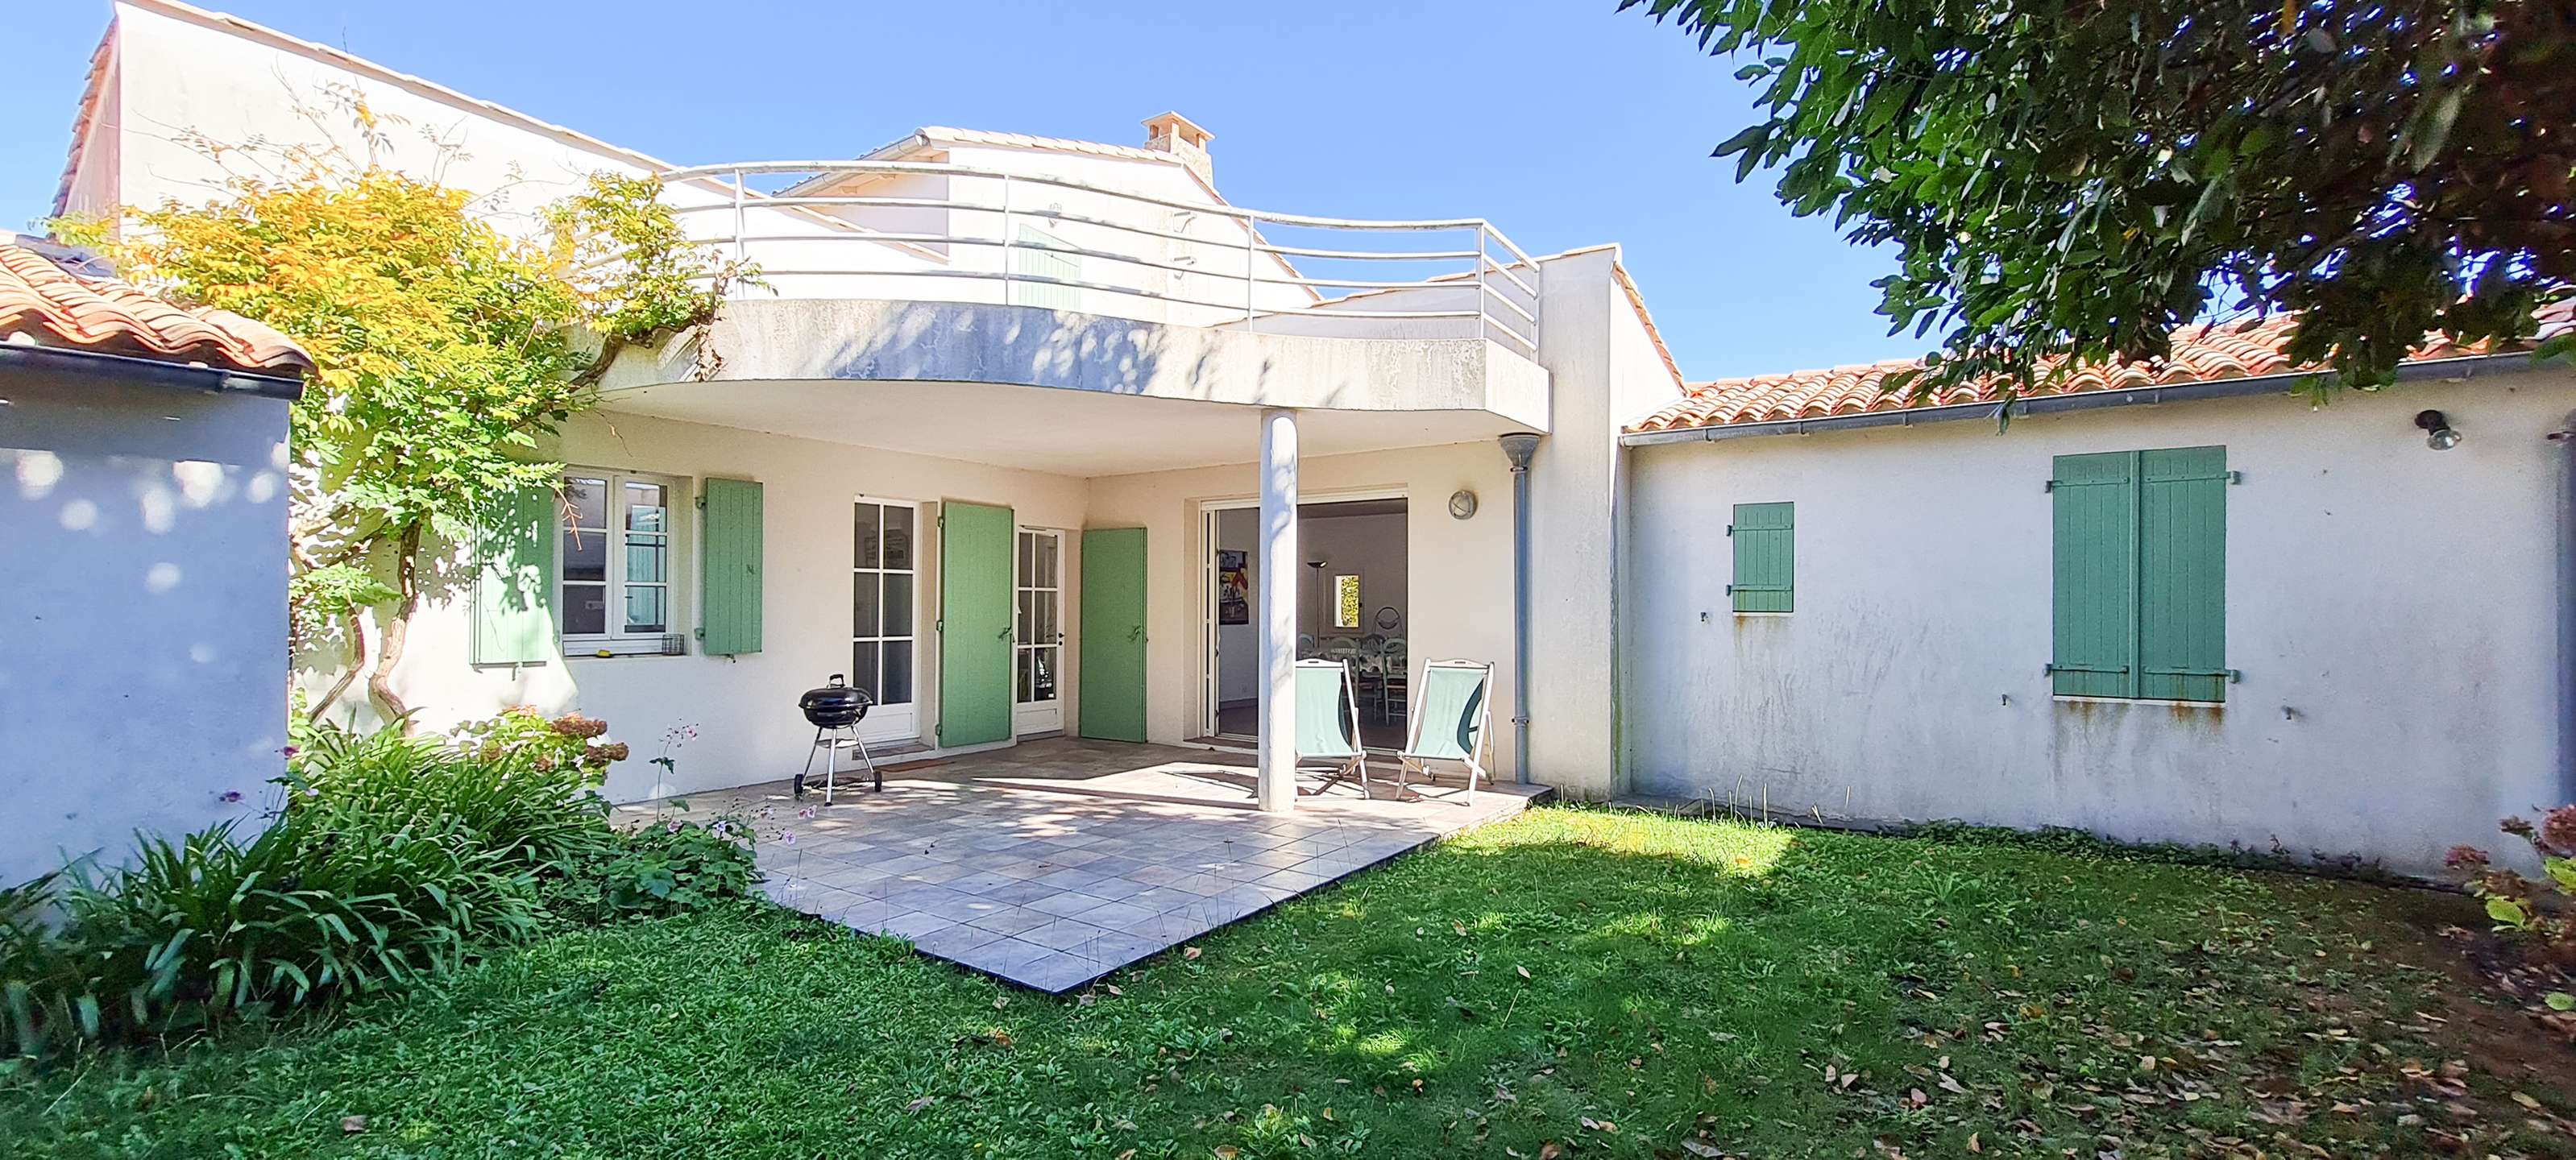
[810,299,1381,411]
[0,381,291,883]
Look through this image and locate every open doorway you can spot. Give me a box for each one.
[1209,498,1408,749]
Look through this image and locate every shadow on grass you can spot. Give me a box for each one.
[0,807,2508,1160]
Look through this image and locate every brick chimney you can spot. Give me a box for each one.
[1142,111,1214,185]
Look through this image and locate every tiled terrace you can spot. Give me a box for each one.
[624,738,1547,992]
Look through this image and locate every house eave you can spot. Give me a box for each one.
[1619,353,2559,447]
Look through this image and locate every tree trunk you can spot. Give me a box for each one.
[305,608,367,726]
[366,523,422,729]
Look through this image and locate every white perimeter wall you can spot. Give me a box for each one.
[1624,371,2576,875]
[2,371,292,884]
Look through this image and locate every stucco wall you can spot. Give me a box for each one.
[2,370,291,884]
[312,408,1093,802]
[1624,371,2576,875]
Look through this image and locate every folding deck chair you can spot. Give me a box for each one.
[1396,659,1494,806]
[1292,657,1371,796]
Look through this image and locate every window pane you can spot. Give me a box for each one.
[1017,648,1034,702]
[1018,531,1035,585]
[882,574,912,637]
[565,476,607,529]
[852,503,881,570]
[1017,590,1037,645]
[1032,646,1057,702]
[624,482,666,533]
[1033,532,1059,587]
[883,505,915,570]
[562,529,607,583]
[1035,591,1058,642]
[881,641,914,706]
[624,585,668,634]
[563,582,608,635]
[852,571,881,638]
[624,533,667,583]
[849,641,880,702]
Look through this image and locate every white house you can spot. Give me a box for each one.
[0,235,308,885]
[1623,317,2576,874]
[56,0,1682,814]
[44,0,2576,878]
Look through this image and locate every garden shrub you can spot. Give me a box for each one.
[2450,806,2576,960]
[2,712,751,1064]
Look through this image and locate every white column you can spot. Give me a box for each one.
[1256,408,1299,813]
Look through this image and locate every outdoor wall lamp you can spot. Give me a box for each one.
[2415,409,2463,450]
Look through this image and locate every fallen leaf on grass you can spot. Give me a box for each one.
[1537,1142,1563,1160]
[1680,1140,1725,1158]
[1516,965,1531,980]
[339,1116,367,1134]
[1184,946,1203,960]
[905,1096,935,1113]
[1213,1147,1239,1159]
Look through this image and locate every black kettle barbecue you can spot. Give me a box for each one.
[795,674,881,799]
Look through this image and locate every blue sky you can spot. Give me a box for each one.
[2,1,1929,380]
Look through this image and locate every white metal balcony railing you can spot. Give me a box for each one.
[653,160,1544,358]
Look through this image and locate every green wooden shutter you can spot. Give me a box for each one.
[472,482,559,667]
[2049,452,2138,698]
[1729,502,1794,613]
[2138,447,2228,702]
[938,501,1017,747]
[699,478,764,655]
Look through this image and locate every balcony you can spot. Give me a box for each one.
[653,160,1544,361]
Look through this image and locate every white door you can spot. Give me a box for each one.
[1014,528,1064,735]
[851,497,919,744]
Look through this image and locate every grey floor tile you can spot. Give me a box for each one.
[1076,876,1151,902]
[962,905,1054,936]
[1018,918,1116,953]
[1065,899,1158,931]
[1031,867,1107,890]
[1023,890,1111,918]
[911,922,1010,959]
[878,910,956,940]
[1010,953,1106,993]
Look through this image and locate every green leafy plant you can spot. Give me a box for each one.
[563,812,760,919]
[295,714,621,872]
[0,810,537,1062]
[1629,0,2571,398]
[2449,808,2576,950]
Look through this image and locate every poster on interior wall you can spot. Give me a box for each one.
[1217,551,1249,625]
[1335,574,1362,629]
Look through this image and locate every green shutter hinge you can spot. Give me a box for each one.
[2227,470,2244,485]
[695,495,707,510]
[1724,583,1736,594]
[2042,480,2055,493]
[694,627,704,640]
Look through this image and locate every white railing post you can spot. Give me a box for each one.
[730,169,747,265]
[1242,213,1258,332]
[1473,223,1488,345]
[999,175,1014,308]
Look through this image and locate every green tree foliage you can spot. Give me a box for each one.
[1629,0,2574,394]
[67,142,751,723]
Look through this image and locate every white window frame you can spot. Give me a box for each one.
[560,468,690,657]
[851,495,923,743]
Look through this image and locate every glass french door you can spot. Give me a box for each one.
[1014,528,1064,735]
[850,497,919,743]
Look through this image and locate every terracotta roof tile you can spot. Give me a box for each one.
[0,238,313,377]
[1630,313,2563,434]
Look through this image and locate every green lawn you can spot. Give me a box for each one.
[5,807,2558,1158]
